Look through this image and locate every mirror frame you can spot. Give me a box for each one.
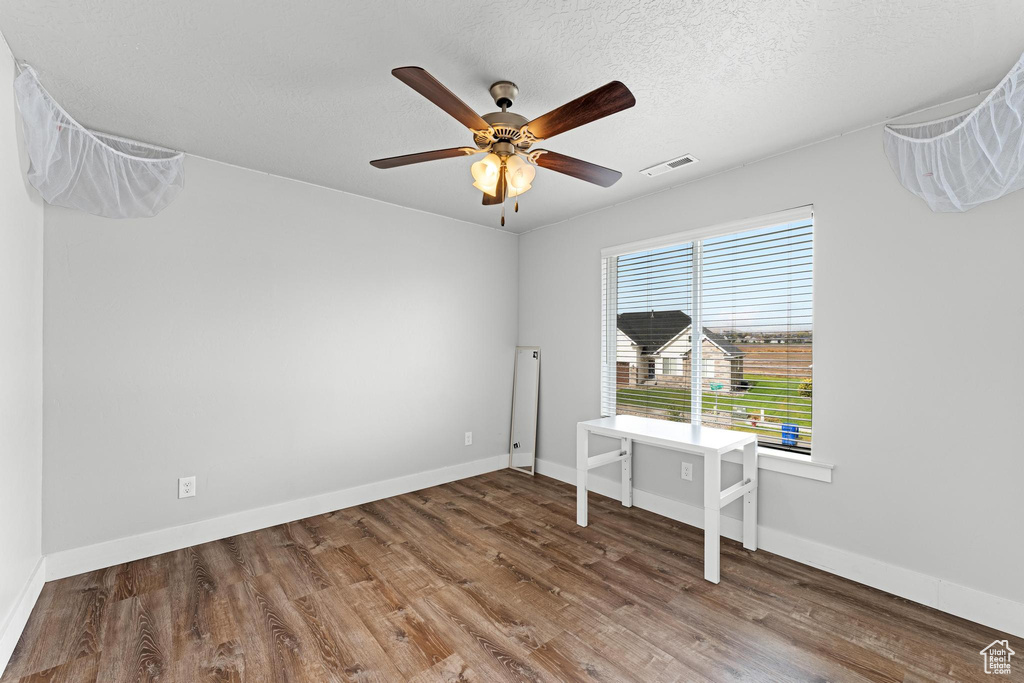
[508,346,540,476]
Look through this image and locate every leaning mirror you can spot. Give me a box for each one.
[508,346,540,475]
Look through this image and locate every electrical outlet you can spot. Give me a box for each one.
[178,476,196,499]
[681,462,693,481]
[465,432,473,446]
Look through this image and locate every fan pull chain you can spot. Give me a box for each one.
[500,164,508,227]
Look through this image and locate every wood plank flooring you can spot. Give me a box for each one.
[3,470,1013,682]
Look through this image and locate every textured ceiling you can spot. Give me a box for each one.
[1,1,1022,232]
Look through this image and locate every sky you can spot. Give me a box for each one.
[615,220,813,335]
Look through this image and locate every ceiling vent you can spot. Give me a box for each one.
[639,154,699,177]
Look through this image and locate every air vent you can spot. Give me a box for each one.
[640,154,699,177]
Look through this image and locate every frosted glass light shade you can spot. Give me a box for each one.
[471,153,502,196]
[506,155,535,195]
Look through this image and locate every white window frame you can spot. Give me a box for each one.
[663,355,683,376]
[600,206,833,482]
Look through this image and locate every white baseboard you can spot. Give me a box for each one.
[46,454,507,582]
[536,458,1024,639]
[0,556,46,675]
[34,454,1024,641]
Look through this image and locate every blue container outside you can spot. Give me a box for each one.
[781,423,799,446]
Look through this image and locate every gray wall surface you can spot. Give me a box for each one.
[43,157,518,553]
[518,104,1024,604]
[0,53,44,633]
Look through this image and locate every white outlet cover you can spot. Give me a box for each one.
[681,462,693,481]
[178,476,196,498]
[464,432,473,446]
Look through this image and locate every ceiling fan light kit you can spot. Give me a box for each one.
[472,152,535,198]
[370,67,635,226]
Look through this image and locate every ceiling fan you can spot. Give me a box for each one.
[370,67,635,225]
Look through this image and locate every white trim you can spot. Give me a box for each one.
[601,257,617,417]
[600,205,813,258]
[724,446,833,483]
[537,458,1022,638]
[0,557,46,674]
[602,210,823,472]
[690,240,703,421]
[45,454,507,581]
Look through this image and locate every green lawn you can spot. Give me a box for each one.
[617,374,812,446]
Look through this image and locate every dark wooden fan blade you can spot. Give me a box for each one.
[370,147,474,169]
[525,81,635,140]
[481,170,507,205]
[533,150,622,187]
[392,67,489,131]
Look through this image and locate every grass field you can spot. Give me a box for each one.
[617,374,812,446]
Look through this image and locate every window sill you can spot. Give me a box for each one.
[722,446,833,483]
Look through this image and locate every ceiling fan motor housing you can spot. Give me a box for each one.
[489,81,518,109]
[477,111,532,150]
[491,140,515,158]
[474,81,534,150]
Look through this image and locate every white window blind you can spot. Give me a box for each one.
[601,212,813,453]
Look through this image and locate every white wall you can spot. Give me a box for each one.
[519,108,1024,605]
[0,53,44,643]
[43,157,517,554]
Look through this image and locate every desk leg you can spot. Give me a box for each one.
[576,423,588,527]
[703,451,721,583]
[743,441,758,551]
[621,437,633,508]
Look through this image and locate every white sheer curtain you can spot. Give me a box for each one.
[884,52,1024,212]
[13,65,184,218]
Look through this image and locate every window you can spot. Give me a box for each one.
[662,356,682,376]
[601,208,813,453]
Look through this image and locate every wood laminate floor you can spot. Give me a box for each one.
[2,470,1013,682]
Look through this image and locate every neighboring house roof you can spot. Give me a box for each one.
[617,310,743,357]
[618,311,693,355]
[695,327,743,356]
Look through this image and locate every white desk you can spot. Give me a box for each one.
[576,415,758,583]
